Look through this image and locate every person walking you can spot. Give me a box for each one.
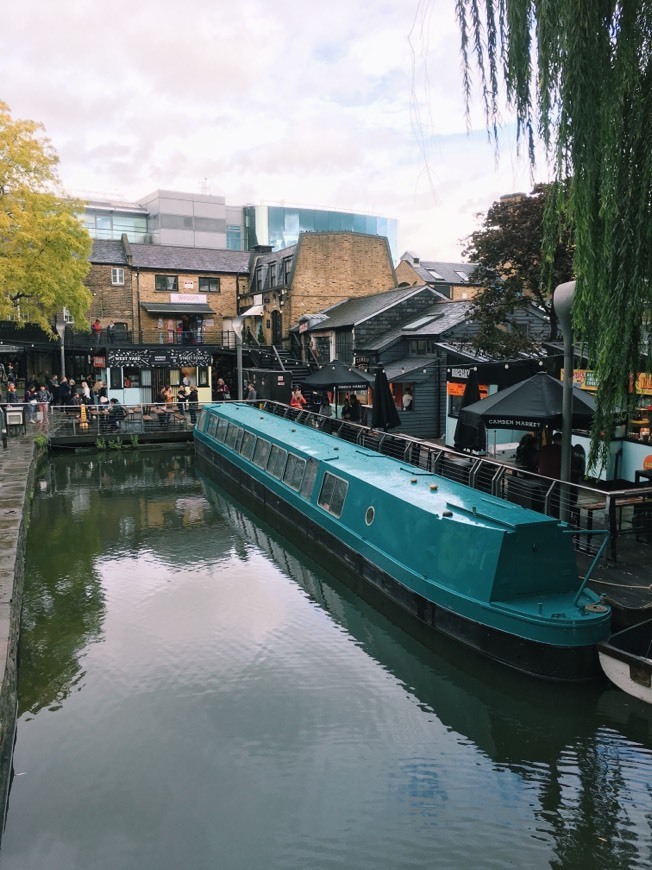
[187,384,199,425]
[35,383,53,430]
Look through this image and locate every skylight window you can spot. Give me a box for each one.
[428,269,445,280]
[455,271,470,282]
[403,314,441,330]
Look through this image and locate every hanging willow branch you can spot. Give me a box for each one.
[454,0,652,468]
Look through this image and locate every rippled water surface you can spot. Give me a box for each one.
[2,452,652,869]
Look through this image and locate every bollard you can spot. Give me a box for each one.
[0,408,7,449]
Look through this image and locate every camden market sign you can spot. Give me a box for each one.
[107,347,212,368]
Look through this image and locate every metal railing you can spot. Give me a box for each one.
[37,403,197,438]
[258,400,652,563]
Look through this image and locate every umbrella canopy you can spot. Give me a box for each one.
[371,367,401,431]
[453,369,487,452]
[302,360,375,390]
[458,372,596,432]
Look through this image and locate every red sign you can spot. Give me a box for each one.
[93,355,106,368]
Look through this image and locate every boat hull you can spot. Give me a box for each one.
[598,620,652,704]
[195,431,605,682]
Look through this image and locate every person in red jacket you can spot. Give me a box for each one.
[290,388,307,409]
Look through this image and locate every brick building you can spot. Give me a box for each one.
[238,231,397,352]
[396,252,482,300]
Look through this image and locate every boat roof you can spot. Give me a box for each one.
[204,403,557,531]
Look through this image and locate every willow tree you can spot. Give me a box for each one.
[0,101,92,334]
[453,1,652,465]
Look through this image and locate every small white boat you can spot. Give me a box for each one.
[597,620,652,704]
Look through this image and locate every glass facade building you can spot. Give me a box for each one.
[244,205,398,262]
[82,194,397,260]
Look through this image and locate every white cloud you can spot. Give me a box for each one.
[2,0,545,259]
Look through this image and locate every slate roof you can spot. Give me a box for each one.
[382,357,436,380]
[306,285,439,331]
[91,240,250,274]
[360,301,473,352]
[401,300,474,335]
[406,260,480,286]
[91,240,129,265]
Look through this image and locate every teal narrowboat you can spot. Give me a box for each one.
[194,402,611,680]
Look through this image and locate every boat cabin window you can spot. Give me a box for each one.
[268,445,288,479]
[206,415,219,438]
[239,430,256,460]
[216,418,229,442]
[283,454,306,490]
[253,438,271,468]
[300,459,318,499]
[198,410,207,431]
[318,472,348,518]
[225,423,242,451]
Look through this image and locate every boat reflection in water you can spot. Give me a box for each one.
[198,470,652,771]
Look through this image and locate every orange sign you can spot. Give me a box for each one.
[447,382,488,397]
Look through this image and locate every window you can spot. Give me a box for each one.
[239,430,256,460]
[111,268,125,285]
[225,424,242,451]
[283,454,306,490]
[216,418,229,442]
[110,367,123,390]
[227,225,242,250]
[267,445,288,479]
[300,459,318,499]
[283,258,292,282]
[207,415,219,438]
[253,438,271,468]
[318,473,348,517]
[198,367,209,387]
[269,264,276,286]
[155,275,178,292]
[199,277,220,293]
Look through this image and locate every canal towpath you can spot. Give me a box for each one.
[0,433,37,834]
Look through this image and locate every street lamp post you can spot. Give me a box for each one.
[54,317,66,380]
[553,280,576,523]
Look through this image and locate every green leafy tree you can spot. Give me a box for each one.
[464,269,538,358]
[0,101,92,333]
[463,184,574,344]
[453,1,652,464]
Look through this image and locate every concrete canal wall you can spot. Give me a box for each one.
[0,436,38,839]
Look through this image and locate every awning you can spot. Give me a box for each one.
[238,304,264,317]
[141,302,216,315]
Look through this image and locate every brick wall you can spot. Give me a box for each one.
[286,233,396,324]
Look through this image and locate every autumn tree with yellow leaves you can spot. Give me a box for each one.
[0,101,91,334]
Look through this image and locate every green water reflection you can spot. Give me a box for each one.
[2,451,652,870]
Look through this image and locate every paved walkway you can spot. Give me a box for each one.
[0,432,37,833]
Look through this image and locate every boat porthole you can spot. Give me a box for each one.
[365,506,375,526]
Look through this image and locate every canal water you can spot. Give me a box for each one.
[2,451,652,869]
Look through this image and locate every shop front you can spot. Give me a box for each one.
[101,346,213,407]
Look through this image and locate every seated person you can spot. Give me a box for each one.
[107,398,126,431]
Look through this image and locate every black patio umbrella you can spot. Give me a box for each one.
[458,371,596,432]
[453,368,487,452]
[302,360,374,417]
[371,366,401,431]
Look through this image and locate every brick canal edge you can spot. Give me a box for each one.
[0,436,39,841]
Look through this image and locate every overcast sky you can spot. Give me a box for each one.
[3,0,543,261]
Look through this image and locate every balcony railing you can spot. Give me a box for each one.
[65,328,238,349]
